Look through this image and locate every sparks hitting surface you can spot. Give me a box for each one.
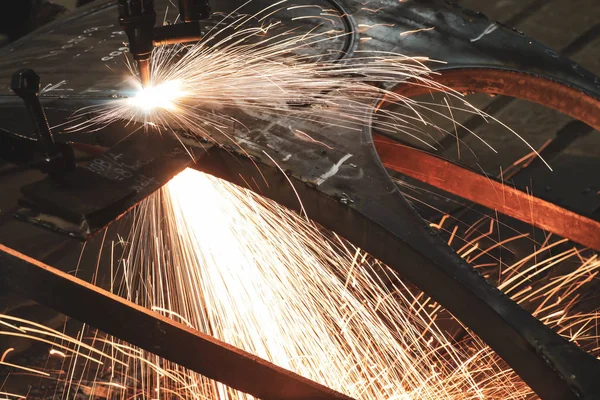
[0,170,598,399]
[128,80,185,112]
[67,1,549,167]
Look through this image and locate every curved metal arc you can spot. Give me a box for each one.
[372,64,600,254]
[373,135,600,251]
[365,0,600,105]
[192,140,600,400]
[382,67,600,132]
[366,62,600,397]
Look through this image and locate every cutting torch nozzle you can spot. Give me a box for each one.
[118,0,207,88]
[137,59,151,88]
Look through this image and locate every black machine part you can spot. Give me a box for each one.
[118,0,207,86]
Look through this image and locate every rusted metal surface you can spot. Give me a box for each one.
[0,244,355,400]
[374,65,600,251]
[384,68,600,132]
[374,134,600,251]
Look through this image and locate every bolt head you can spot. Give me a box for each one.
[11,69,40,97]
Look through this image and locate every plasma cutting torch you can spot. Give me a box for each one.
[118,0,211,87]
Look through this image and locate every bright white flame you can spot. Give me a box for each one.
[128,80,184,112]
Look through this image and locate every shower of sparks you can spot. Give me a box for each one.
[114,168,509,399]
[72,33,451,152]
[1,169,598,400]
[64,0,551,169]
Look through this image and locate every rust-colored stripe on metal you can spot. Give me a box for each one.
[388,68,600,132]
[0,244,355,400]
[373,135,600,251]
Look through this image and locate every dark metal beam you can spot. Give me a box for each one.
[0,244,355,400]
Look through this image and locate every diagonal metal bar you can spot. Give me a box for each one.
[0,244,355,400]
[373,135,600,251]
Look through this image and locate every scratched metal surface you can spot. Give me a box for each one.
[0,0,350,98]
